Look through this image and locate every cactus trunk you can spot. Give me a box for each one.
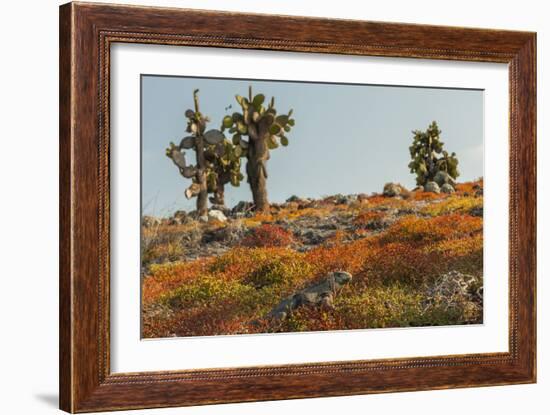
[192,91,208,217]
[212,182,225,206]
[194,134,208,217]
[247,136,269,212]
[225,86,295,212]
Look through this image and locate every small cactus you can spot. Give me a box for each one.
[203,138,244,206]
[408,121,459,187]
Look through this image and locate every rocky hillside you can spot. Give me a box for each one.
[142,179,484,338]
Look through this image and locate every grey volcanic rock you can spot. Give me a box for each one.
[169,210,190,225]
[433,171,456,188]
[357,193,370,203]
[321,194,355,205]
[266,271,353,321]
[283,196,313,209]
[285,212,357,249]
[208,209,227,222]
[202,221,245,244]
[300,229,334,245]
[231,201,254,217]
[364,214,394,230]
[383,182,407,197]
[209,204,231,215]
[469,206,483,217]
[424,181,440,194]
[286,195,301,203]
[441,183,455,194]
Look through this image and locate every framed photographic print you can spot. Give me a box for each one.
[59,2,536,412]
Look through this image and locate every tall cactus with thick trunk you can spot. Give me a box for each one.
[408,121,459,186]
[221,86,295,212]
[166,89,225,217]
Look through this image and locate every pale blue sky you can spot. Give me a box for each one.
[142,75,483,217]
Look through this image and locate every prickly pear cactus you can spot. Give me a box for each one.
[166,89,236,216]
[221,86,296,212]
[203,139,244,206]
[408,121,459,187]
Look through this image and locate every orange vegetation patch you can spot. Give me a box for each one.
[364,195,410,209]
[242,206,333,227]
[455,179,483,194]
[383,213,482,244]
[353,210,387,227]
[304,237,375,280]
[420,194,482,216]
[410,191,448,201]
[241,212,274,227]
[142,257,214,305]
[362,241,441,284]
[425,233,483,257]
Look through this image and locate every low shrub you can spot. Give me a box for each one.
[455,179,483,194]
[304,237,376,279]
[421,195,482,216]
[362,242,441,284]
[411,191,447,201]
[160,275,255,310]
[243,254,315,289]
[353,210,389,229]
[142,258,213,305]
[382,214,482,244]
[241,224,295,248]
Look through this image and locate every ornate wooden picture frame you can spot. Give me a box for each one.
[59,2,536,412]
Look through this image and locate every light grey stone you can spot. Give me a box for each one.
[424,181,440,194]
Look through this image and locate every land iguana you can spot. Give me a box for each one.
[266,271,352,321]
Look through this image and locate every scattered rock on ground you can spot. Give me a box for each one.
[202,221,245,244]
[231,201,254,217]
[383,183,408,197]
[473,183,484,197]
[441,183,455,194]
[170,210,189,225]
[208,209,227,222]
[433,171,456,188]
[143,182,483,266]
[365,215,395,230]
[424,181,441,194]
[357,193,370,203]
[334,194,356,205]
[299,229,334,245]
[321,194,356,205]
[209,204,231,215]
[469,206,483,217]
[284,196,313,209]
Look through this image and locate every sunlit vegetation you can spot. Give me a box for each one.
[142,180,483,338]
[241,224,295,248]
